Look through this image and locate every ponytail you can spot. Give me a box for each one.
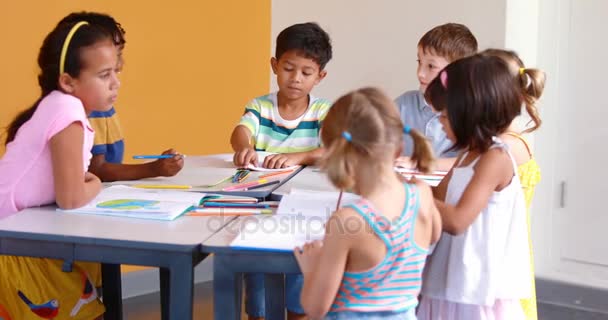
[520,68,546,133]
[407,127,435,173]
[321,134,359,190]
[5,98,43,145]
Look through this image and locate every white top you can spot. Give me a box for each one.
[421,140,532,306]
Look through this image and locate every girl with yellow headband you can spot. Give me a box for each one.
[0,16,121,320]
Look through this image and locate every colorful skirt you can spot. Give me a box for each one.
[0,256,104,320]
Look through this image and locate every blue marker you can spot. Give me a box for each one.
[133,154,184,159]
[203,202,270,208]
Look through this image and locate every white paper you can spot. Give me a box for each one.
[230,215,325,252]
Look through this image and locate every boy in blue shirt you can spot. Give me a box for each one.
[395,23,477,170]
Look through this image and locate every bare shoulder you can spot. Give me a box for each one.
[325,207,365,244]
[474,147,515,187]
[499,133,531,165]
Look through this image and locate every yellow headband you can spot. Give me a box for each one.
[59,21,89,75]
[519,67,526,75]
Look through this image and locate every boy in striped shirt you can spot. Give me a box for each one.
[231,22,333,169]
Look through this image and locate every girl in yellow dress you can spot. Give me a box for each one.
[481,49,546,320]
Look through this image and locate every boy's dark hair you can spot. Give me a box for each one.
[5,22,112,145]
[425,54,522,152]
[58,11,126,48]
[419,23,477,62]
[275,22,332,70]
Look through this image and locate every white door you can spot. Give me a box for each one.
[551,0,608,279]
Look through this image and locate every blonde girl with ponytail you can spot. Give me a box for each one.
[294,87,441,320]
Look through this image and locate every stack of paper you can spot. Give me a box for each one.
[58,185,205,221]
[394,167,447,187]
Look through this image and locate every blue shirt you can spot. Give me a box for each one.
[394,90,456,158]
[88,107,125,163]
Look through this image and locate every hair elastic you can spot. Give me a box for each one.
[341,131,352,142]
[403,126,411,134]
[519,67,526,75]
[59,21,89,75]
[440,70,448,89]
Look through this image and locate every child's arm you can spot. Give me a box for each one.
[262,147,324,168]
[89,149,184,182]
[414,180,442,245]
[230,125,258,167]
[434,148,514,235]
[435,157,457,171]
[295,209,352,319]
[50,122,102,209]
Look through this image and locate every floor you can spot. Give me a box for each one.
[122,281,608,320]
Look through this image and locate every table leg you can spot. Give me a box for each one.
[160,267,170,320]
[213,255,242,320]
[101,263,123,320]
[265,273,285,320]
[162,255,194,319]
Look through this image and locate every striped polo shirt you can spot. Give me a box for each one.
[88,107,125,163]
[329,183,428,314]
[238,92,331,153]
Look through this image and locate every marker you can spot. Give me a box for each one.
[222,179,272,191]
[259,169,296,179]
[133,154,185,159]
[243,179,281,190]
[202,202,270,208]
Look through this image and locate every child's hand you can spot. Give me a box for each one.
[153,149,184,177]
[233,148,258,167]
[294,240,323,273]
[262,153,302,169]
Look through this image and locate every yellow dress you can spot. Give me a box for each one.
[506,132,540,320]
[0,257,104,320]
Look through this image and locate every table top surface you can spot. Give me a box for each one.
[109,154,302,198]
[0,206,236,250]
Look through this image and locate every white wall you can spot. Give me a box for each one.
[272,0,608,291]
[271,0,506,101]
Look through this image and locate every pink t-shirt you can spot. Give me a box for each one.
[0,90,94,218]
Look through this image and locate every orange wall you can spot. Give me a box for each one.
[0,1,271,159]
[0,1,270,273]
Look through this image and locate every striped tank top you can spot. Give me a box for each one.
[329,183,428,313]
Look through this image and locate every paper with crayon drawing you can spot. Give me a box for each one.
[58,185,205,221]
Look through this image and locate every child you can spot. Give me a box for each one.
[418,54,532,319]
[480,48,546,320]
[0,18,120,319]
[295,87,442,319]
[59,12,184,182]
[231,22,332,170]
[394,23,477,171]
